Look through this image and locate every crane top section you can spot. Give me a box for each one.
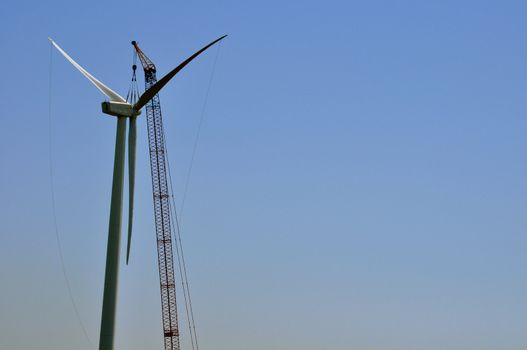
[132,40,156,73]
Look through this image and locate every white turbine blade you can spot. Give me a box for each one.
[48,37,126,103]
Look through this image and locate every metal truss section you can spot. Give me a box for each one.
[144,70,180,350]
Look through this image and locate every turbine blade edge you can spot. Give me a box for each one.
[49,38,126,103]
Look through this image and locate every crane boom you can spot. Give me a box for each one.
[132,36,225,350]
[132,41,180,350]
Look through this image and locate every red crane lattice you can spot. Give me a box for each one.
[132,40,180,350]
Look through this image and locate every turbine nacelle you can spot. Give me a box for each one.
[101,101,141,118]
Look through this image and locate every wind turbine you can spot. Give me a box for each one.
[49,35,226,350]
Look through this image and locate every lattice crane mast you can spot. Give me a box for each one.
[132,40,181,350]
[131,36,225,350]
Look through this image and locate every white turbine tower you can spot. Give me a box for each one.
[49,35,226,350]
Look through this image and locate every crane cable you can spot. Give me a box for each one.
[179,42,223,221]
[126,51,140,104]
[165,174,197,350]
[164,42,223,350]
[48,41,95,350]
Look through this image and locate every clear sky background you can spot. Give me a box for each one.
[1,1,526,349]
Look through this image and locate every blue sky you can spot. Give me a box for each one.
[1,1,526,349]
